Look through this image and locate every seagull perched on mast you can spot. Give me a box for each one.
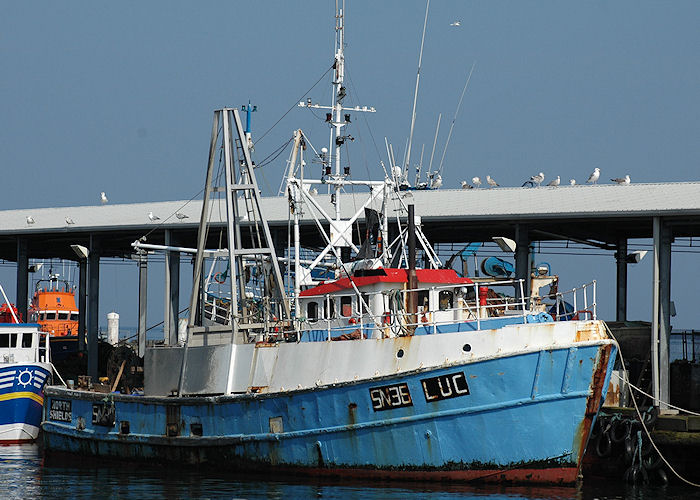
[100,191,108,204]
[148,211,160,222]
[586,167,600,184]
[486,175,499,188]
[530,172,545,187]
[611,174,631,185]
[472,176,482,188]
[547,176,560,187]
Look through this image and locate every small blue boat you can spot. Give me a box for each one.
[0,324,52,443]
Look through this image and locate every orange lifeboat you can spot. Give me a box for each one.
[29,276,79,337]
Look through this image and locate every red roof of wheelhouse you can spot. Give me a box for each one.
[299,268,473,297]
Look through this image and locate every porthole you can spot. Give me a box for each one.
[462,344,472,352]
[397,349,404,358]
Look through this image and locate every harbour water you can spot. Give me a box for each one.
[2,444,699,499]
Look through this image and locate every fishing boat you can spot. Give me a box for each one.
[42,4,617,484]
[0,285,52,443]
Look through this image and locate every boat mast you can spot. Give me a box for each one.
[331,0,345,223]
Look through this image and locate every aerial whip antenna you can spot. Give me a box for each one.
[437,61,476,176]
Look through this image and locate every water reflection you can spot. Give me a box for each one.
[0,444,696,499]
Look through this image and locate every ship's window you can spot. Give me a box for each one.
[22,333,33,348]
[439,290,453,311]
[40,313,46,321]
[324,297,335,319]
[360,293,370,315]
[46,313,56,320]
[0,334,8,348]
[307,302,318,322]
[58,312,69,320]
[70,313,79,321]
[418,290,429,310]
[340,296,352,317]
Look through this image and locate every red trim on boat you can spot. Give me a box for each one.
[300,268,472,297]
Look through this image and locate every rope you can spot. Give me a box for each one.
[256,64,334,144]
[604,322,700,487]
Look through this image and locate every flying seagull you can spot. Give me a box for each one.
[100,191,108,204]
[148,211,160,221]
[486,175,499,188]
[26,216,35,225]
[530,172,545,187]
[460,180,473,189]
[65,217,75,225]
[450,21,461,27]
[547,176,560,187]
[175,212,189,220]
[570,179,576,186]
[611,174,631,185]
[472,176,482,188]
[587,167,600,184]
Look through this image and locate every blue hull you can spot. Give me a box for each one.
[0,364,51,443]
[42,342,616,484]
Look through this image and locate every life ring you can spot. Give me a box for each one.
[214,272,226,284]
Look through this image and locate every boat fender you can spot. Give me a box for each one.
[642,450,663,471]
[525,312,554,323]
[611,418,632,443]
[382,311,391,325]
[595,432,612,458]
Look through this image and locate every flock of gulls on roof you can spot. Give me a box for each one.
[461,168,631,189]
[23,167,631,226]
[24,191,190,226]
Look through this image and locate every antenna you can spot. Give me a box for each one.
[404,0,430,179]
[437,61,476,177]
[426,113,441,179]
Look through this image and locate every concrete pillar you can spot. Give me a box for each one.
[137,253,148,358]
[87,235,100,380]
[652,217,672,411]
[616,237,628,322]
[515,225,530,299]
[16,238,28,322]
[164,230,180,345]
[78,259,87,352]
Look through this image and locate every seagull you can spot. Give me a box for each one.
[547,176,560,187]
[100,191,108,204]
[450,21,461,27]
[570,179,576,186]
[175,212,189,220]
[65,217,75,225]
[430,173,442,189]
[486,175,499,188]
[611,174,631,185]
[586,167,600,184]
[472,176,481,188]
[148,211,160,221]
[26,216,35,225]
[460,180,473,189]
[530,172,545,186]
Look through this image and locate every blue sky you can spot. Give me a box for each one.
[1,1,699,330]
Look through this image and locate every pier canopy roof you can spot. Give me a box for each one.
[1,182,700,260]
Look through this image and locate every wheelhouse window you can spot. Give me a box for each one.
[324,296,335,319]
[439,290,453,311]
[340,296,352,317]
[58,312,69,320]
[417,290,429,310]
[307,301,319,322]
[22,333,33,348]
[0,333,18,348]
[46,312,56,320]
[70,313,79,321]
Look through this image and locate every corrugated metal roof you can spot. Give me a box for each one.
[1,181,700,235]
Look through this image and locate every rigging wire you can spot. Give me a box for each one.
[256,64,334,144]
